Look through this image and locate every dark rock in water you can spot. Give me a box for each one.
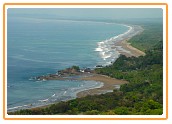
[36,74,60,81]
[96,65,103,68]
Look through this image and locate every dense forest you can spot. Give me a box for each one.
[9,22,163,115]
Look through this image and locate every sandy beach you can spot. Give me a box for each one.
[77,74,128,97]
[114,40,145,57]
[113,25,145,57]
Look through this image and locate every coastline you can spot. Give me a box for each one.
[8,24,145,112]
[114,24,145,57]
[115,40,145,57]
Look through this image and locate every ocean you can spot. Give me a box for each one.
[7,17,129,111]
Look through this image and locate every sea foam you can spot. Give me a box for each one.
[95,24,141,66]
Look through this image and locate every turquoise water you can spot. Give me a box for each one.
[7,17,128,111]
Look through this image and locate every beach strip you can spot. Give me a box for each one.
[115,40,145,57]
[113,24,145,57]
[77,74,128,98]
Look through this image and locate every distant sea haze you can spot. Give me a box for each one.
[7,17,129,111]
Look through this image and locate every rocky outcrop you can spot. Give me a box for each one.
[58,66,80,76]
[36,66,94,81]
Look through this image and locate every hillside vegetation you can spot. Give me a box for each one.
[128,23,163,51]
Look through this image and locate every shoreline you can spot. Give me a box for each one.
[8,73,127,112]
[77,74,128,98]
[114,25,145,57]
[8,73,128,112]
[94,24,145,66]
